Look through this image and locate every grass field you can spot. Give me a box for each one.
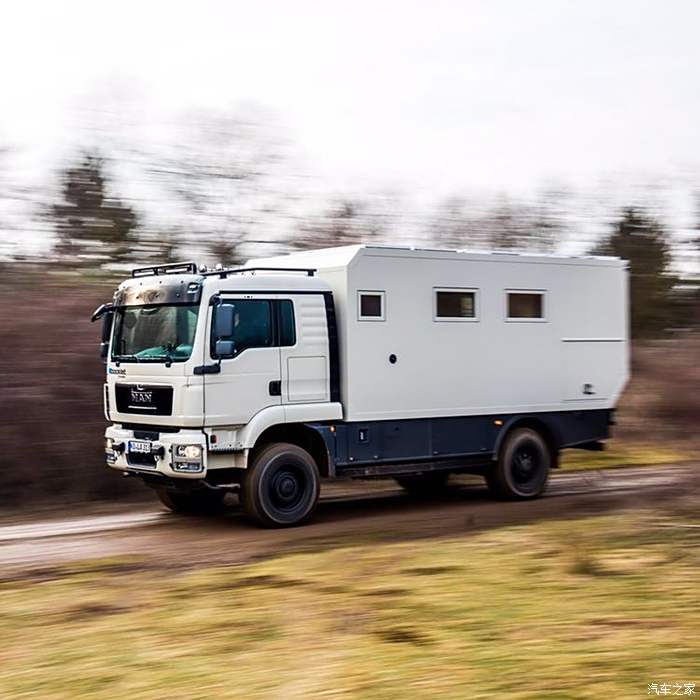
[559,442,694,470]
[1,504,698,699]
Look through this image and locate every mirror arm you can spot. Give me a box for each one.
[91,303,115,322]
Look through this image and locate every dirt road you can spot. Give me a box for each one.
[1,464,695,576]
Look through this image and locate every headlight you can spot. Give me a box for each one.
[175,444,202,460]
[105,437,117,464]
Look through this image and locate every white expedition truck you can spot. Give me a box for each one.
[93,245,629,526]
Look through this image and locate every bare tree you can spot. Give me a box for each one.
[0,145,48,262]
[427,196,492,251]
[290,197,392,251]
[428,190,566,253]
[150,109,289,267]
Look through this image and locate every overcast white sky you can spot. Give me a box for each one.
[0,0,699,264]
[1,0,699,194]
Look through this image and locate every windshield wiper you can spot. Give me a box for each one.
[133,346,176,365]
[154,344,176,366]
[113,353,168,363]
[113,346,179,365]
[143,355,173,365]
[113,354,142,363]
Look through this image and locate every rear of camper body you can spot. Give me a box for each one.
[99,246,629,526]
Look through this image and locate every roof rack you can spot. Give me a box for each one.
[131,261,198,278]
[202,266,316,279]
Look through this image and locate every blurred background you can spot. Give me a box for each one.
[1,0,698,507]
[0,3,699,698]
[1,2,700,507]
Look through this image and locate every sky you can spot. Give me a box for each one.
[0,0,699,253]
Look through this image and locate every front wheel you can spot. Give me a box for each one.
[486,428,551,500]
[241,443,321,527]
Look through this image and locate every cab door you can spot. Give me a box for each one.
[278,294,330,404]
[204,296,281,426]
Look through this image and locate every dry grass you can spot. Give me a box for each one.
[1,509,699,699]
[616,336,700,445]
[560,441,695,470]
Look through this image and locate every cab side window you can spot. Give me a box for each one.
[278,299,296,346]
[214,300,273,357]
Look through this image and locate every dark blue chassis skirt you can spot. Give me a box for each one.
[307,408,612,478]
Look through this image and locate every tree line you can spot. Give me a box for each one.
[0,113,698,338]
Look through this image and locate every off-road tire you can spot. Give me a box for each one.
[486,427,551,500]
[241,443,320,527]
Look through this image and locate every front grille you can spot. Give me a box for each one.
[134,430,160,441]
[121,423,181,434]
[115,384,173,416]
[127,452,158,468]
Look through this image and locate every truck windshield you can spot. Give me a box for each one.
[112,303,199,362]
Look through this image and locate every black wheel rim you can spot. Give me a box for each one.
[269,465,307,513]
[510,441,542,491]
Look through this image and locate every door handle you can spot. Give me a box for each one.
[269,380,281,396]
[193,363,221,375]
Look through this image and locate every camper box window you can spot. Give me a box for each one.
[434,288,478,321]
[506,290,546,321]
[358,291,385,321]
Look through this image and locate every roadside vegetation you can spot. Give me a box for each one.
[0,268,697,508]
[1,505,698,699]
[560,442,693,470]
[0,100,698,508]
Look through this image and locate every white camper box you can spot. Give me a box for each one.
[249,245,629,422]
[98,245,629,526]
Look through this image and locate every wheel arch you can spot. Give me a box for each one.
[493,416,561,468]
[249,423,332,477]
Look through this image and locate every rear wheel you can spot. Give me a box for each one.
[486,427,551,500]
[241,443,320,527]
[395,471,450,497]
[155,487,227,515]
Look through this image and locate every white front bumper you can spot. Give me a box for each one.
[105,425,208,479]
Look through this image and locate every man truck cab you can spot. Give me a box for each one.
[94,246,628,527]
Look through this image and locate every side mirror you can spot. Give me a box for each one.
[91,302,113,323]
[92,304,114,363]
[215,339,236,358]
[101,310,114,344]
[213,304,235,339]
[100,312,114,361]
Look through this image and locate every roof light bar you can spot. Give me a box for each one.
[201,266,316,279]
[131,261,199,278]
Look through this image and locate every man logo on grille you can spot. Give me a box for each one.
[130,388,153,404]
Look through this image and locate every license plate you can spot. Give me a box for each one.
[129,440,152,454]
